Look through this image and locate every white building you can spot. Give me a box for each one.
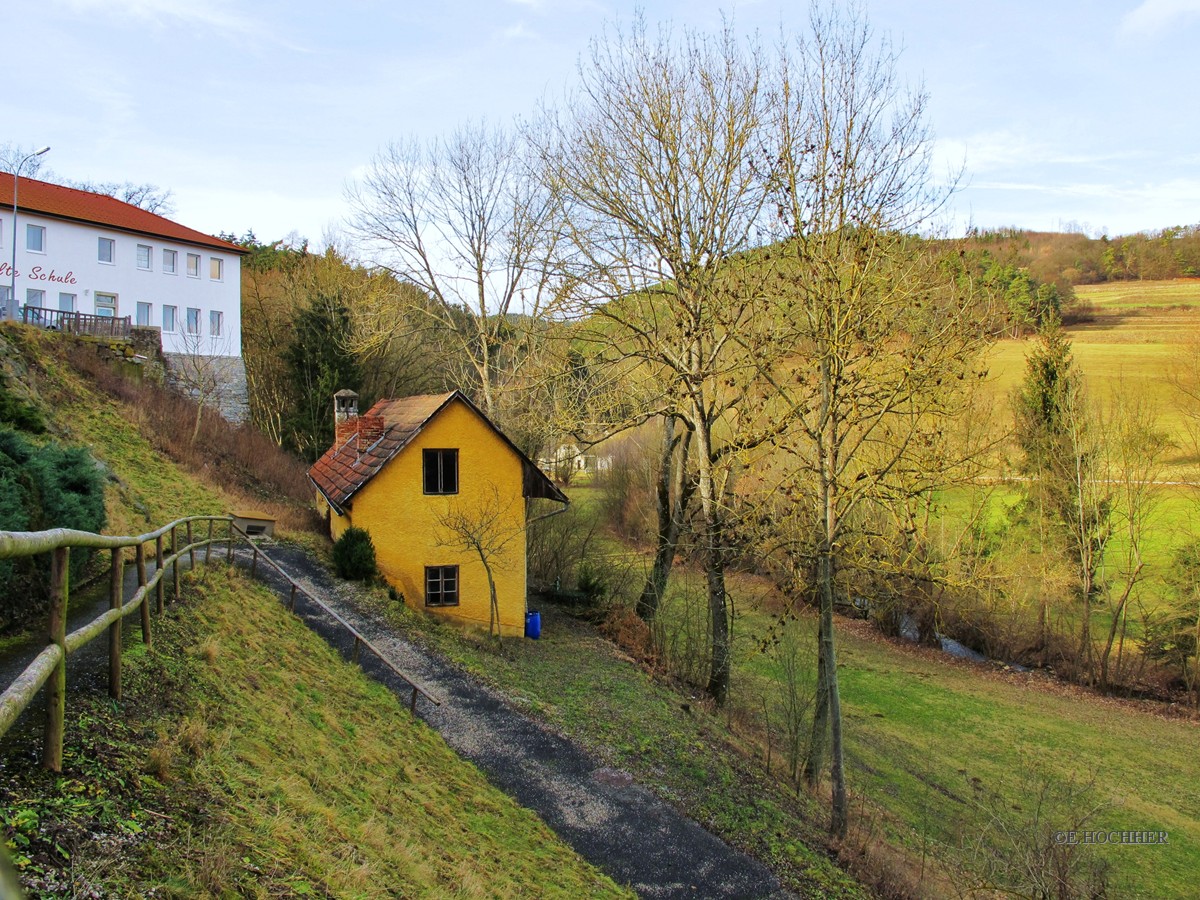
[1,174,245,357]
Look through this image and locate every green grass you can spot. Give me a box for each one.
[2,568,628,897]
[1075,279,1200,310]
[833,621,1200,897]
[357,583,868,898]
[0,331,629,897]
[526,481,1200,896]
[712,570,1200,897]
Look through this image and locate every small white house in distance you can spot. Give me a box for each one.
[1,174,245,357]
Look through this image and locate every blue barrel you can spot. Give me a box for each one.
[525,610,542,639]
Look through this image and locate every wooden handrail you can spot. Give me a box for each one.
[0,517,230,750]
[0,515,441,769]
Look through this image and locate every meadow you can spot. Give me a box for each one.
[986,278,1200,471]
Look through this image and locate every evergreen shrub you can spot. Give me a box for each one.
[0,428,107,631]
[333,526,377,581]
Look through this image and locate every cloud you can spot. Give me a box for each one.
[936,131,1140,177]
[61,0,255,32]
[1121,0,1200,36]
[55,0,309,49]
[500,22,539,41]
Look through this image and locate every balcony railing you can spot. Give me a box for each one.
[20,307,132,339]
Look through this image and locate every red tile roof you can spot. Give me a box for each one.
[1,174,245,254]
[308,390,568,513]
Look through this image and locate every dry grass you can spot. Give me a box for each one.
[62,341,323,534]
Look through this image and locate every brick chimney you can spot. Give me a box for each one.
[333,389,359,449]
[335,415,358,448]
[358,415,385,452]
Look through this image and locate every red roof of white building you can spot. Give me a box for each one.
[1,174,245,254]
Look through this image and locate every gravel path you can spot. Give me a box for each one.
[1,544,790,898]
[242,543,791,900]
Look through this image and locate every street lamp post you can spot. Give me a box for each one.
[7,146,50,322]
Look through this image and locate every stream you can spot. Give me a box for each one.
[898,614,1030,671]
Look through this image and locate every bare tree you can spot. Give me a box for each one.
[436,486,522,640]
[167,322,236,444]
[0,145,174,214]
[751,4,988,838]
[1097,388,1169,692]
[349,122,557,419]
[539,16,780,704]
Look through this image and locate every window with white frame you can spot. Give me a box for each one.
[163,305,177,332]
[98,237,115,264]
[27,224,46,253]
[94,292,117,317]
[136,302,152,326]
[186,307,200,334]
[186,253,200,277]
[163,249,177,274]
[210,310,223,336]
[136,244,152,270]
[209,257,223,281]
[58,292,75,313]
[25,289,44,308]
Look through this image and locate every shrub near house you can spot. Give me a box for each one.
[309,390,566,637]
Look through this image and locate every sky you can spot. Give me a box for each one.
[4,0,1198,248]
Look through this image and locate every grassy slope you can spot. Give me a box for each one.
[0,329,627,898]
[352,586,869,899]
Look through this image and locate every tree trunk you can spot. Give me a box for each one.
[694,411,730,705]
[804,614,830,787]
[820,547,848,839]
[637,418,692,622]
[1099,566,1141,693]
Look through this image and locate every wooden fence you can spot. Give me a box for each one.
[0,517,439,773]
[19,307,132,339]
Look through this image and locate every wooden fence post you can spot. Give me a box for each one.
[44,546,69,772]
[109,547,123,700]
[187,521,195,569]
[227,522,234,562]
[137,543,151,649]
[172,526,181,601]
[155,534,165,613]
[205,520,214,564]
[290,584,297,612]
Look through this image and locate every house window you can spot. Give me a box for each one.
[186,253,200,277]
[94,292,117,317]
[136,244,152,270]
[163,305,177,332]
[210,310,223,337]
[209,257,223,281]
[23,290,46,326]
[425,566,459,607]
[163,249,177,274]
[136,302,152,326]
[186,307,201,334]
[423,449,458,495]
[98,237,115,263]
[27,224,46,253]
[58,292,75,313]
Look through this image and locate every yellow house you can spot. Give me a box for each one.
[309,390,567,637]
